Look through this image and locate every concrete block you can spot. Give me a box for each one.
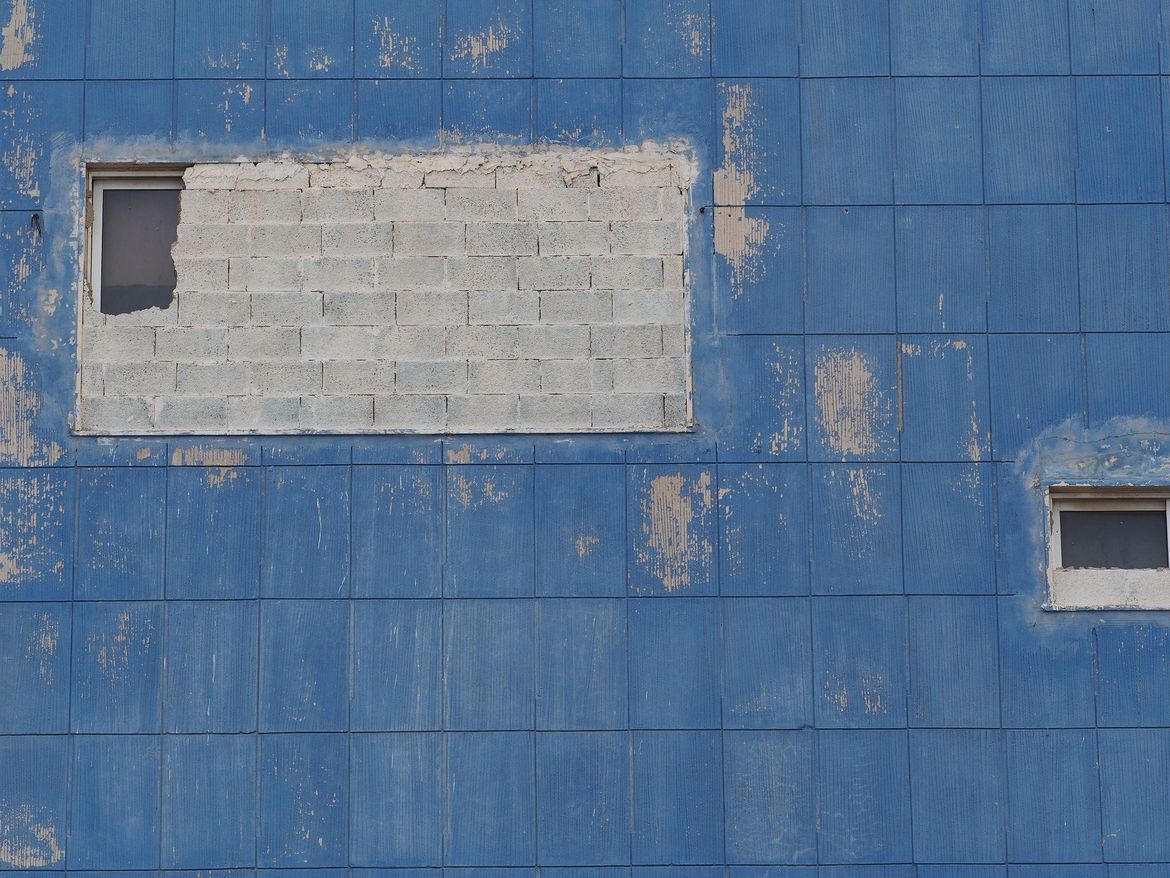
[448,325,520,359]
[396,290,468,326]
[395,222,465,256]
[612,289,684,324]
[176,362,247,395]
[448,257,518,291]
[379,169,425,189]
[247,362,322,395]
[323,360,395,394]
[590,325,663,358]
[177,292,251,327]
[541,360,614,394]
[517,394,592,430]
[301,325,391,360]
[663,256,685,291]
[662,324,687,356]
[80,363,104,396]
[179,190,231,223]
[104,362,177,395]
[381,326,447,360]
[302,189,375,222]
[374,189,446,221]
[227,396,301,432]
[174,257,230,293]
[466,222,538,256]
[155,397,229,431]
[309,165,383,188]
[227,190,303,224]
[98,305,176,327]
[592,393,665,429]
[664,393,688,428]
[469,359,542,393]
[322,223,394,256]
[519,256,590,290]
[539,290,612,324]
[446,189,517,221]
[301,258,376,292]
[613,357,686,392]
[373,394,447,431]
[78,396,154,432]
[229,257,302,292]
[299,395,375,430]
[82,327,155,362]
[184,164,242,190]
[375,257,446,291]
[591,256,663,290]
[323,292,396,325]
[538,222,610,256]
[251,292,323,325]
[174,223,249,258]
[589,189,662,221]
[519,325,590,358]
[249,224,322,257]
[155,328,227,360]
[610,221,685,255]
[518,189,589,221]
[396,361,467,394]
[226,327,301,361]
[447,394,520,430]
[469,290,539,324]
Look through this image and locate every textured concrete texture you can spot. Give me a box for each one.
[78,148,694,434]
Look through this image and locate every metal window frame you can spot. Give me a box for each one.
[1046,486,1170,610]
[85,168,186,314]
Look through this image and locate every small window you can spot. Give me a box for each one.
[1048,487,1170,610]
[88,171,184,315]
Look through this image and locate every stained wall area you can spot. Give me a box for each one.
[5,0,1170,874]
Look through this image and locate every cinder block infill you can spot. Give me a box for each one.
[77,144,696,435]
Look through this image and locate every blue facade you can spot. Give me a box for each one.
[4,0,1170,874]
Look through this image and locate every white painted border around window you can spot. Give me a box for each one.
[1047,486,1170,610]
[87,170,184,314]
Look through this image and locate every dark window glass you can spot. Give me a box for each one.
[99,187,180,314]
[1060,510,1169,568]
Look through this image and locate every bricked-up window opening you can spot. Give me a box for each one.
[1048,488,1170,610]
[89,174,184,315]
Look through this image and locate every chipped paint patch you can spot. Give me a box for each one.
[0,472,66,589]
[89,609,154,683]
[575,534,599,559]
[845,466,883,526]
[814,348,892,459]
[767,342,803,455]
[669,6,707,59]
[0,0,34,71]
[371,17,419,72]
[451,24,514,73]
[636,471,714,591]
[171,446,247,467]
[450,471,510,511]
[713,83,776,298]
[0,804,62,867]
[25,609,59,684]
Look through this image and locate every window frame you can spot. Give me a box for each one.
[1047,486,1170,610]
[85,167,186,315]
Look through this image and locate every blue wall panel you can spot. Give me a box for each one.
[352,599,441,731]
[910,729,1006,864]
[724,730,816,864]
[10,0,1170,871]
[896,207,988,333]
[162,734,256,867]
[164,600,258,733]
[723,597,811,728]
[536,598,627,730]
[536,731,630,865]
[350,733,443,866]
[259,733,349,867]
[0,604,70,733]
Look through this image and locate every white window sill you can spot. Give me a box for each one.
[1048,567,1170,610]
